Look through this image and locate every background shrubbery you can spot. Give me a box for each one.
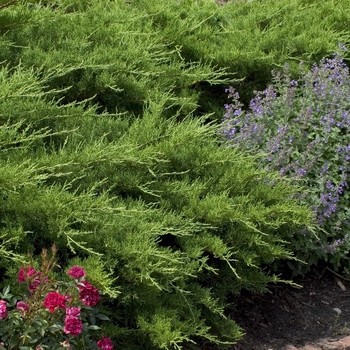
[1,0,349,117]
[0,0,349,348]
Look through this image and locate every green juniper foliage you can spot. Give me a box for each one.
[0,64,315,348]
[129,0,350,110]
[0,0,349,118]
[0,0,327,348]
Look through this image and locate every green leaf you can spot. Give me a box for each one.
[2,285,10,296]
[96,313,110,321]
[87,325,101,330]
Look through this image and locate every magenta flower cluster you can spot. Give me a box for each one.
[0,265,113,349]
[67,266,86,279]
[97,337,114,350]
[18,266,43,292]
[64,307,82,337]
[0,301,7,320]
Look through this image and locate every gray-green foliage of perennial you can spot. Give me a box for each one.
[221,46,350,275]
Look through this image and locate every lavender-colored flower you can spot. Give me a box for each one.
[220,45,350,271]
[325,234,349,253]
[297,168,307,177]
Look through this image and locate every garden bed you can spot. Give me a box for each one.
[230,268,350,350]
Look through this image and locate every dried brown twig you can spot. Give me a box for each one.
[0,0,17,11]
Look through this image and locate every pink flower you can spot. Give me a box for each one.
[97,337,114,350]
[0,301,7,319]
[64,316,82,337]
[18,266,38,283]
[16,301,29,314]
[78,280,100,306]
[66,307,80,317]
[28,276,41,293]
[43,291,67,313]
[67,266,86,279]
[18,266,44,292]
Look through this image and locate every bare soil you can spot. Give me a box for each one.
[227,267,350,349]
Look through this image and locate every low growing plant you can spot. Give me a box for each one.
[0,58,316,348]
[0,246,113,350]
[220,44,350,274]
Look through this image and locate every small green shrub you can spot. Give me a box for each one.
[0,0,230,118]
[0,246,113,349]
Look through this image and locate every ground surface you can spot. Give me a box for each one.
[228,268,350,350]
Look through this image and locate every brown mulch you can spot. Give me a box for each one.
[226,267,350,350]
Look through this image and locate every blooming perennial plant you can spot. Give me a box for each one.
[97,337,114,350]
[0,247,114,349]
[220,45,350,273]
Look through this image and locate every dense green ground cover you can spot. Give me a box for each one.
[1,0,349,117]
[0,0,349,348]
